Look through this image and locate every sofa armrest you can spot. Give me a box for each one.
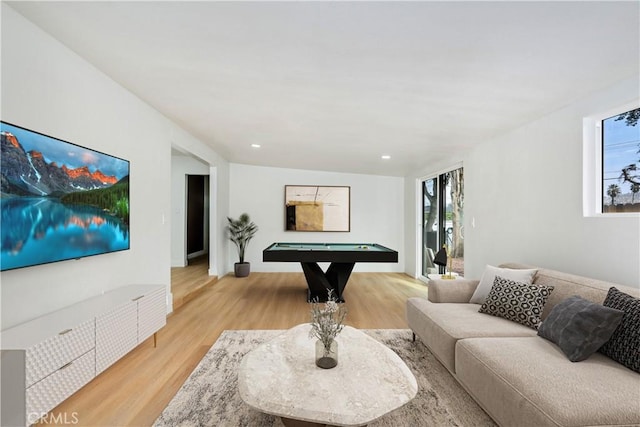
[427,279,480,303]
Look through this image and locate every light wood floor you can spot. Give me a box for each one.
[41,270,427,426]
[170,256,217,310]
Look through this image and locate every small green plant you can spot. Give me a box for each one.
[227,213,258,263]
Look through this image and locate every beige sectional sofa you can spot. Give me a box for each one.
[406,263,640,427]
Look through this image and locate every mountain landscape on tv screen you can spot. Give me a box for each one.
[0,124,130,271]
[2,131,120,196]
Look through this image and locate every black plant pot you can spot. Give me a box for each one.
[234,262,250,277]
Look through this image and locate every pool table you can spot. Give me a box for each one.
[263,242,398,302]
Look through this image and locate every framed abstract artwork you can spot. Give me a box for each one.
[285,185,350,232]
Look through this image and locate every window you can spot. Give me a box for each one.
[583,103,640,216]
[421,166,464,277]
[602,108,640,213]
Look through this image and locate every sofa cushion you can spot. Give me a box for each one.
[406,297,536,373]
[456,337,640,427]
[469,265,538,304]
[599,287,640,373]
[478,276,553,329]
[537,295,624,362]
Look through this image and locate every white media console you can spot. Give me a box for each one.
[0,284,167,427]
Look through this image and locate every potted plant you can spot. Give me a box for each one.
[227,213,258,277]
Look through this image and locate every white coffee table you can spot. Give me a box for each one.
[237,324,417,427]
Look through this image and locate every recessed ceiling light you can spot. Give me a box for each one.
[251,144,261,148]
[381,155,391,160]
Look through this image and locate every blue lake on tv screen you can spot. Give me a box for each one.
[1,197,129,271]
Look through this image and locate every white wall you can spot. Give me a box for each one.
[170,153,210,267]
[1,4,229,329]
[229,164,405,273]
[405,77,640,288]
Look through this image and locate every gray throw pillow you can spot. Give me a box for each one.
[478,276,553,329]
[538,295,624,362]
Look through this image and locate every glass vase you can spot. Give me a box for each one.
[315,339,338,369]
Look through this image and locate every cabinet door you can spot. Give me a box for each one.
[26,349,95,422]
[137,287,167,343]
[95,301,137,375]
[1,350,26,427]
[25,319,94,388]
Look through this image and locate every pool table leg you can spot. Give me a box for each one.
[301,262,354,302]
[325,262,355,301]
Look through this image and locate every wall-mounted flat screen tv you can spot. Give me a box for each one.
[1,121,130,271]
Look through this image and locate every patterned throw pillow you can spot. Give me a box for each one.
[479,276,554,329]
[598,287,640,373]
[537,295,624,362]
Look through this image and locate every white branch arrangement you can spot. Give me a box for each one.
[309,289,347,352]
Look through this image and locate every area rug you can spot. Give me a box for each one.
[154,329,496,427]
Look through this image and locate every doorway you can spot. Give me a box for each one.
[421,167,464,278]
[186,174,210,264]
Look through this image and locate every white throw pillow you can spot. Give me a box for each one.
[469,265,538,304]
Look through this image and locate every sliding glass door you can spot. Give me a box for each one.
[421,167,464,277]
[422,177,439,275]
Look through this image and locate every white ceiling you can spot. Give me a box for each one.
[7,1,640,176]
